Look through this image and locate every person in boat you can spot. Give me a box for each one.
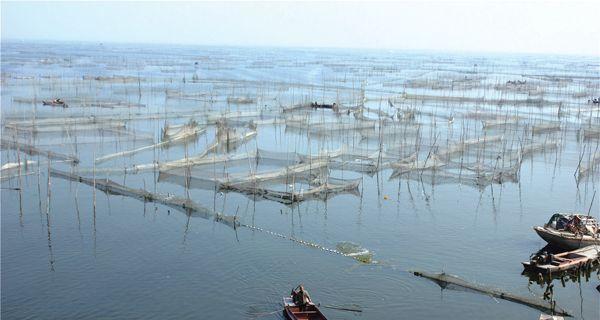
[53,98,64,105]
[291,284,312,309]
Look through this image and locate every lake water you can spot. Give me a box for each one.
[1,41,599,319]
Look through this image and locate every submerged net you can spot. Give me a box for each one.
[336,241,374,264]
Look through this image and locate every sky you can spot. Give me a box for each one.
[1,1,599,56]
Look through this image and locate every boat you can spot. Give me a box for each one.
[310,102,337,111]
[283,287,328,320]
[283,297,327,320]
[534,227,600,250]
[522,245,600,274]
[534,213,600,250]
[42,98,68,107]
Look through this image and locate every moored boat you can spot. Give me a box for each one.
[522,245,600,274]
[534,213,600,250]
[42,98,68,107]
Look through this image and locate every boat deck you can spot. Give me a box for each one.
[283,297,328,320]
[523,245,600,273]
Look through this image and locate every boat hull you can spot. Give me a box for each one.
[534,226,600,250]
[283,297,327,320]
[522,245,600,274]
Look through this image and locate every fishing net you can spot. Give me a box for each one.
[336,242,373,264]
[159,157,361,204]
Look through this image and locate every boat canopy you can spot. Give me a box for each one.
[545,213,598,235]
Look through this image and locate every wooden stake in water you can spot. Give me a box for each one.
[587,190,596,218]
[45,159,55,271]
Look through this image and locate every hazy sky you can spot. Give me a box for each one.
[2,1,599,56]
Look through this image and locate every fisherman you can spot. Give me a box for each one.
[291,284,312,309]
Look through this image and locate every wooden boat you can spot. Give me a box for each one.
[310,102,337,110]
[523,245,600,274]
[534,213,600,250]
[283,297,327,320]
[42,99,68,107]
[534,226,600,250]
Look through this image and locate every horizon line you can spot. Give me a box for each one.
[2,37,598,59]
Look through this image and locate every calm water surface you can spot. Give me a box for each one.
[1,41,599,319]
